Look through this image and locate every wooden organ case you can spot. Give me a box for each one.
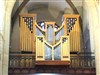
[19,14,81,65]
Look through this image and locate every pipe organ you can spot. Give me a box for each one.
[19,14,81,65]
[20,14,36,53]
[63,15,81,52]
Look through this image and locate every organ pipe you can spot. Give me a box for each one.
[19,14,81,65]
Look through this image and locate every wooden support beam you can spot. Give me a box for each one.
[12,0,29,28]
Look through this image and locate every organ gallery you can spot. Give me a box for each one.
[19,14,81,65]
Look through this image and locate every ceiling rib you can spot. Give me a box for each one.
[66,0,83,31]
[12,0,30,28]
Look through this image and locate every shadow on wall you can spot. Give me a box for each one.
[83,26,91,52]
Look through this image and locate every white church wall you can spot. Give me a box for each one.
[0,0,4,74]
[86,1,99,75]
[0,0,16,75]
[83,1,94,53]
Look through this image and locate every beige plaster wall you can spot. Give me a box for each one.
[0,0,16,75]
[84,0,99,75]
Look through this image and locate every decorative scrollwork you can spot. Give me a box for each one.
[62,38,67,43]
[38,37,43,42]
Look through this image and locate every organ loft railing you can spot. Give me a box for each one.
[19,14,81,65]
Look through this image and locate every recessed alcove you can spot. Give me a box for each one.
[7,0,97,75]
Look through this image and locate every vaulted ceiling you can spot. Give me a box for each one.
[12,0,83,28]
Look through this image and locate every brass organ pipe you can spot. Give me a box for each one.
[38,39,40,56]
[74,20,75,52]
[40,40,42,55]
[41,39,42,57]
[25,20,26,51]
[76,18,79,51]
[38,38,39,56]
[21,17,23,51]
[76,19,78,52]
[39,40,41,56]
[71,25,74,51]
[40,38,41,56]
[74,21,76,52]
[36,37,37,60]
[25,22,28,52]
[33,20,35,52]
[70,22,72,52]
[28,27,29,52]
[75,21,78,51]
[30,30,32,52]
[70,25,72,52]
[37,38,38,56]
[22,18,25,51]
[74,20,77,52]
[63,39,65,58]
[38,38,39,57]
[29,26,31,52]
[37,37,38,56]
[22,18,24,51]
[34,21,36,52]
[72,25,74,52]
[20,17,22,51]
[25,20,28,52]
[73,22,75,52]
[77,18,80,51]
[26,19,28,51]
[71,24,73,52]
[27,25,30,52]
[31,33,34,52]
[77,18,79,52]
[39,38,41,57]
[41,39,43,57]
[24,22,28,51]
[28,21,30,52]
[32,20,34,53]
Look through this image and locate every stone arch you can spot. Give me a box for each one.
[0,0,16,75]
[0,0,99,75]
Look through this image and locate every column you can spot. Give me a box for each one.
[86,0,100,75]
[1,0,16,75]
